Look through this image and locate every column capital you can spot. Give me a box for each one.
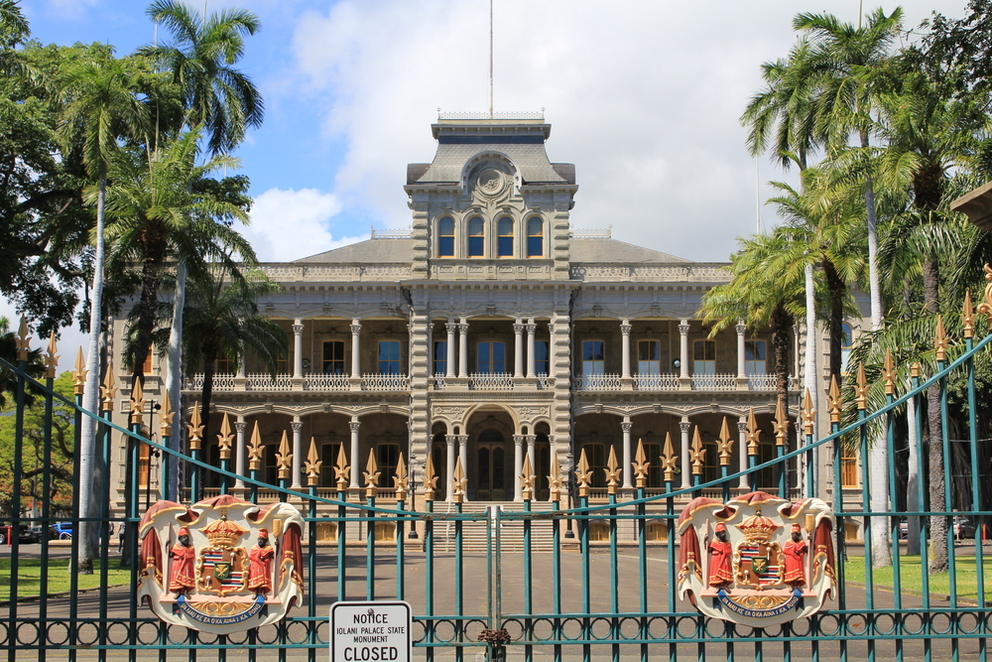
[620,322,632,335]
[679,421,692,433]
[621,421,632,433]
[350,323,362,335]
[350,421,361,433]
[736,322,747,336]
[292,322,304,336]
[513,323,525,334]
[235,421,246,434]
[513,434,525,446]
[291,421,303,433]
[679,322,690,336]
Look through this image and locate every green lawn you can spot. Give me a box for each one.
[0,558,130,602]
[844,554,992,603]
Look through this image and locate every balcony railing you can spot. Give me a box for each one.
[468,373,514,390]
[633,374,680,390]
[573,373,623,390]
[691,373,738,390]
[304,374,351,391]
[361,374,408,391]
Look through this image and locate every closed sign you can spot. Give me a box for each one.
[330,601,412,662]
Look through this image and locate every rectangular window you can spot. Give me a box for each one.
[320,442,342,487]
[841,452,858,487]
[693,340,715,375]
[744,340,766,376]
[377,443,399,488]
[215,356,234,374]
[527,217,544,257]
[534,341,549,375]
[378,341,401,374]
[841,323,853,375]
[433,340,447,376]
[478,341,506,373]
[468,216,484,257]
[138,442,151,489]
[438,216,455,257]
[323,340,345,374]
[497,217,514,257]
[638,340,661,375]
[582,340,605,375]
[583,443,608,488]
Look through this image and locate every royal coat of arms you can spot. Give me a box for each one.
[137,494,305,634]
[676,491,836,627]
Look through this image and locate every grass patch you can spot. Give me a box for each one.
[0,558,131,602]
[844,554,992,603]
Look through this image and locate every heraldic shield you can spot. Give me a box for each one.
[137,494,305,634]
[676,491,837,627]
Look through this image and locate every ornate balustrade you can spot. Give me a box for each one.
[468,372,515,390]
[691,373,738,390]
[362,373,408,391]
[633,373,680,390]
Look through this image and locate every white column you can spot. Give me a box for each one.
[738,417,749,489]
[445,322,457,379]
[526,435,536,471]
[291,417,303,489]
[621,418,633,489]
[349,418,361,489]
[526,320,537,378]
[350,320,362,378]
[513,434,524,501]
[293,319,304,378]
[457,319,469,378]
[458,435,468,498]
[679,320,690,380]
[680,419,692,489]
[513,320,524,379]
[621,320,632,380]
[234,416,246,489]
[446,434,457,501]
[736,321,747,380]
[236,343,246,379]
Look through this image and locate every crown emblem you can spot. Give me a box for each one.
[201,515,248,547]
[738,507,779,542]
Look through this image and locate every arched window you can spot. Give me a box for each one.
[438,216,455,257]
[527,216,544,257]
[497,216,514,257]
[468,216,485,257]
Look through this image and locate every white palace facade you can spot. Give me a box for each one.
[110,114,861,536]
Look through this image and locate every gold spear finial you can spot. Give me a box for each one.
[100,364,117,412]
[394,453,408,500]
[883,350,896,397]
[423,452,438,501]
[935,315,948,363]
[188,401,204,451]
[451,457,467,503]
[334,443,350,493]
[363,449,381,498]
[548,453,563,501]
[217,413,234,460]
[746,408,761,456]
[801,389,815,437]
[977,264,992,329]
[15,318,30,362]
[717,417,734,465]
[304,438,322,487]
[773,399,788,447]
[963,289,975,339]
[911,362,921,379]
[660,432,678,483]
[247,422,263,471]
[574,447,592,498]
[827,375,842,424]
[604,446,621,495]
[129,377,145,426]
[632,439,650,488]
[521,454,535,500]
[45,332,59,379]
[276,430,292,481]
[158,392,174,438]
[72,348,87,396]
[855,364,868,410]
[689,426,706,475]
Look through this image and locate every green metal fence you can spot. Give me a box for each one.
[1,296,991,661]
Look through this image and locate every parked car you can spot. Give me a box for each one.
[29,525,59,541]
[954,517,975,539]
[0,523,40,544]
[52,522,73,539]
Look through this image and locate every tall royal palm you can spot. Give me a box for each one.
[140,0,263,453]
[58,53,149,571]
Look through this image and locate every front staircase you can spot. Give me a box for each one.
[429,501,558,552]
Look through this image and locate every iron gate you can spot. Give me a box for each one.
[1,287,991,661]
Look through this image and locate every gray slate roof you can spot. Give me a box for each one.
[410,144,570,184]
[569,238,691,264]
[294,239,415,264]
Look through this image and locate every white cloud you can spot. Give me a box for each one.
[244,187,363,262]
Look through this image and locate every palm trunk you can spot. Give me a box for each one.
[78,177,107,574]
[803,262,818,494]
[923,253,949,572]
[164,261,186,501]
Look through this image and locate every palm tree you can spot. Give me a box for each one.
[99,128,254,388]
[182,265,287,448]
[58,52,150,572]
[140,0,263,463]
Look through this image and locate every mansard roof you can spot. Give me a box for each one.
[569,237,692,264]
[294,238,415,264]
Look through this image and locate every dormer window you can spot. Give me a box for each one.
[497,216,514,257]
[438,216,455,257]
[468,216,485,257]
[527,216,544,257]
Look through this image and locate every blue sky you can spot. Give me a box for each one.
[5,0,971,364]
